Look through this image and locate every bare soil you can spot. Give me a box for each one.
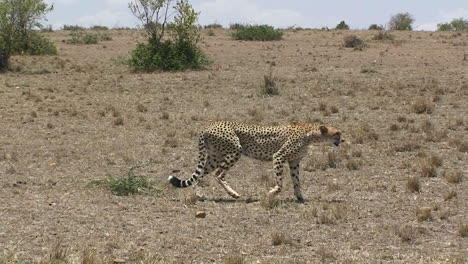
[1,29,467,264]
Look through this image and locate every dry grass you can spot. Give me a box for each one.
[416,207,432,222]
[260,195,280,210]
[1,29,467,264]
[444,190,457,201]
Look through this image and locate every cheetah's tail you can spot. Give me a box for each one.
[168,134,207,188]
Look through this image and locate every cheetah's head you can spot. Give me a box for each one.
[319,125,344,146]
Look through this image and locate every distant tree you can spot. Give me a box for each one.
[450,18,468,31]
[388,12,414,31]
[335,21,349,30]
[437,22,453,31]
[437,18,468,31]
[0,0,55,72]
[368,24,384,30]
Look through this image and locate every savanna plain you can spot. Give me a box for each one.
[0,28,467,264]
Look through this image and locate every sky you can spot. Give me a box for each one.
[42,0,468,31]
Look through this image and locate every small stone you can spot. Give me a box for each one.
[113,258,126,264]
[195,211,206,218]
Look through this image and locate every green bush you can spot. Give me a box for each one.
[128,0,209,72]
[437,23,452,31]
[90,25,108,30]
[65,31,98,44]
[204,23,223,29]
[129,40,208,72]
[89,171,156,196]
[229,23,244,30]
[373,31,394,41]
[231,25,283,41]
[335,21,350,30]
[24,31,57,55]
[64,31,112,45]
[62,24,84,31]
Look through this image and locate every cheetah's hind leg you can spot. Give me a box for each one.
[214,152,242,199]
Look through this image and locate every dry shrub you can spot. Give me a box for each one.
[317,246,337,261]
[444,190,457,201]
[48,244,69,263]
[396,225,418,243]
[444,170,463,184]
[406,176,420,192]
[412,98,434,114]
[114,117,124,126]
[160,112,170,120]
[343,35,367,50]
[425,129,448,142]
[393,142,421,152]
[459,223,468,238]
[81,248,99,264]
[416,207,432,222]
[223,254,246,264]
[183,192,198,206]
[316,211,336,225]
[427,154,443,167]
[260,65,279,96]
[389,124,399,131]
[346,159,360,170]
[260,195,279,210]
[373,31,395,40]
[353,123,378,144]
[419,159,437,178]
[327,181,341,191]
[318,101,327,111]
[457,141,468,153]
[271,232,292,246]
[136,103,148,113]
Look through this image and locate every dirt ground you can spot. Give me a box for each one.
[0,28,467,264]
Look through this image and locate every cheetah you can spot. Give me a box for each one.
[168,121,344,202]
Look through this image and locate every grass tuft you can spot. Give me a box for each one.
[260,65,279,96]
[459,223,468,238]
[412,99,434,114]
[406,176,421,192]
[444,170,463,184]
[88,171,157,196]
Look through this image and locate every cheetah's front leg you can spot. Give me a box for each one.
[289,160,304,203]
[268,153,285,199]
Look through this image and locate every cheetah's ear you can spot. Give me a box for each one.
[319,125,328,135]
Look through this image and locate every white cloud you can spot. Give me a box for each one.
[105,0,132,6]
[440,8,468,21]
[416,8,468,31]
[44,0,78,6]
[77,9,137,28]
[196,0,306,28]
